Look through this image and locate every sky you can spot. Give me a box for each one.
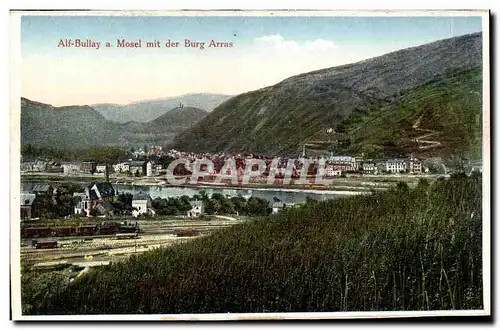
[20,14,483,106]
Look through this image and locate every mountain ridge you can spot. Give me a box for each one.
[91,93,233,123]
[172,32,482,157]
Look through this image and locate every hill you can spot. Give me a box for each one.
[173,33,482,158]
[92,93,233,123]
[22,174,482,314]
[140,106,208,134]
[335,68,482,160]
[20,98,129,150]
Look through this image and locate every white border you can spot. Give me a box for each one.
[9,9,491,321]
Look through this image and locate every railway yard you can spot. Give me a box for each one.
[21,216,245,272]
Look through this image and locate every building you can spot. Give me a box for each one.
[21,160,48,172]
[113,162,130,173]
[129,161,148,176]
[407,155,422,174]
[96,164,107,173]
[146,161,154,177]
[272,202,285,214]
[74,182,117,217]
[132,192,154,217]
[324,165,342,177]
[329,156,358,172]
[62,163,81,176]
[80,161,97,174]
[385,159,407,173]
[361,162,378,174]
[31,184,54,197]
[73,192,87,215]
[20,193,37,220]
[187,200,204,218]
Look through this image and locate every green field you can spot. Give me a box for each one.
[22,173,482,314]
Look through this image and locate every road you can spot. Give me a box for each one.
[412,114,442,150]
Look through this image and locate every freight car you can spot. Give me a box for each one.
[35,241,58,249]
[77,225,98,236]
[23,227,53,238]
[52,226,77,237]
[174,229,200,237]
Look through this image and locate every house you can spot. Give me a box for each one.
[74,182,117,216]
[132,192,154,217]
[62,163,81,176]
[20,193,37,220]
[146,161,154,177]
[80,161,97,174]
[129,161,148,176]
[272,202,285,214]
[324,165,342,177]
[407,155,422,174]
[113,162,130,173]
[385,159,407,173]
[21,160,48,172]
[187,200,204,217]
[361,162,378,174]
[31,184,54,197]
[96,164,107,173]
[329,156,358,172]
[73,192,87,215]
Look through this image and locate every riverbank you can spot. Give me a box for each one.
[22,172,442,193]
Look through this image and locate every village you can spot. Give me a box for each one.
[22,144,471,179]
[20,144,484,221]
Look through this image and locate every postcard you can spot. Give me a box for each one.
[10,10,490,321]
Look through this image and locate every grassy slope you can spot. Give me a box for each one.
[337,68,482,159]
[24,174,482,314]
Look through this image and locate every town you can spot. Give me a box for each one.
[20,143,482,221]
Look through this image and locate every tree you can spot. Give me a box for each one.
[84,146,130,182]
[245,197,270,216]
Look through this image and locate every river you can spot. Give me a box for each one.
[22,180,362,204]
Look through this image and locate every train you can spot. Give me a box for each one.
[21,221,140,238]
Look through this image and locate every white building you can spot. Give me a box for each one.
[146,161,153,177]
[361,162,378,174]
[62,163,81,176]
[407,155,422,174]
[132,192,153,217]
[96,165,107,173]
[324,165,342,177]
[73,192,89,215]
[113,162,130,173]
[187,200,204,217]
[385,159,407,173]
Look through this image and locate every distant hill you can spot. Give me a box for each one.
[92,93,233,123]
[20,97,129,150]
[173,32,483,159]
[140,106,208,134]
[21,99,210,150]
